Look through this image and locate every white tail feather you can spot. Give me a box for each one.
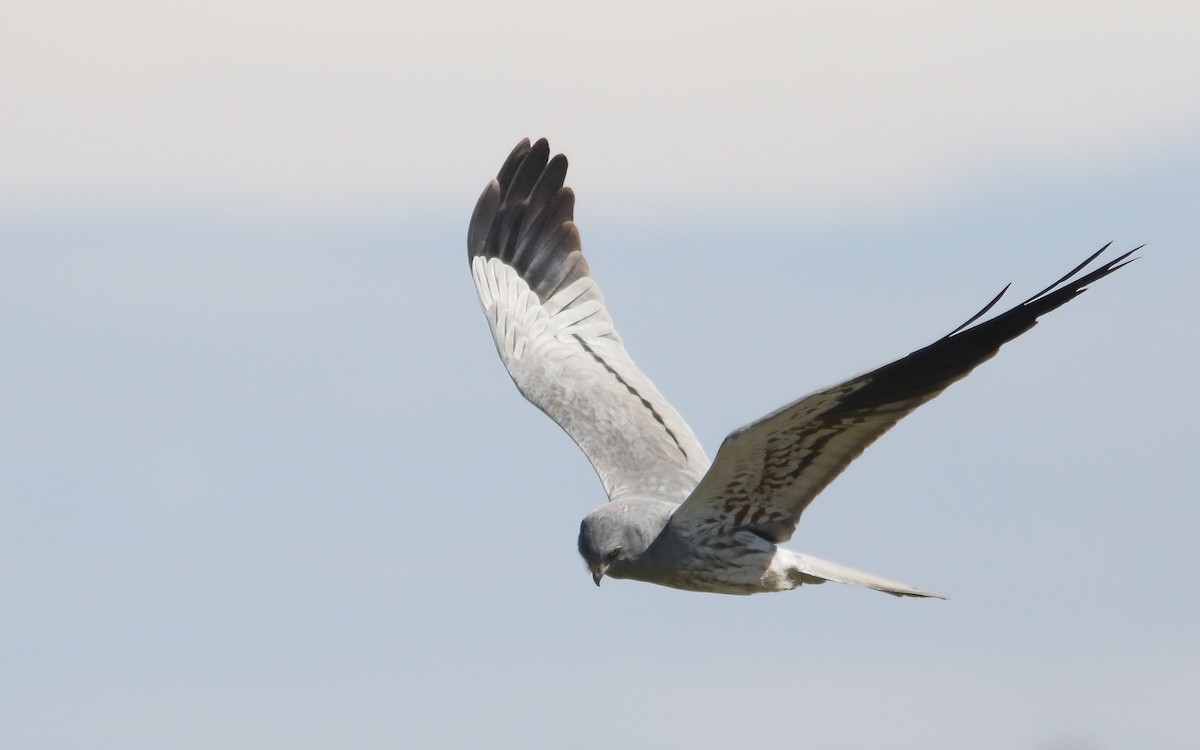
[776,549,945,599]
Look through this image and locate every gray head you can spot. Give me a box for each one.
[577,500,673,586]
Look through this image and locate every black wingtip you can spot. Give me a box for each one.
[1024,243,1140,308]
[495,138,532,190]
[950,243,1140,337]
[944,283,1011,338]
[831,243,1141,413]
[467,138,593,301]
[1026,242,1112,301]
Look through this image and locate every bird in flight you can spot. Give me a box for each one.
[467,137,1136,598]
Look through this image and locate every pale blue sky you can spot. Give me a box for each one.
[3,2,1198,749]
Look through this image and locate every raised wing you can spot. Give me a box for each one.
[469,138,710,503]
[669,245,1138,543]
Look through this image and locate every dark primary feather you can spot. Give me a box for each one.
[830,243,1138,413]
[671,244,1139,543]
[468,138,591,302]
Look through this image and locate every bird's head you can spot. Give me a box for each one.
[577,501,669,586]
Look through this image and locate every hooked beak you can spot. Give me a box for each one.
[590,563,608,586]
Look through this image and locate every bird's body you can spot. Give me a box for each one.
[468,137,1136,599]
[577,498,936,596]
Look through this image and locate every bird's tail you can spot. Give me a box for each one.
[779,550,945,599]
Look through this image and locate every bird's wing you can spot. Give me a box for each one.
[669,245,1138,543]
[468,138,710,503]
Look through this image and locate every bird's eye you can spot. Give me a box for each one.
[606,547,622,561]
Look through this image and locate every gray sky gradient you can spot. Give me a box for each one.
[3,2,1198,749]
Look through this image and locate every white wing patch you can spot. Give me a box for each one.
[472,255,615,363]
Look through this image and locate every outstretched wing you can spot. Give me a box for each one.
[468,138,710,503]
[669,245,1138,543]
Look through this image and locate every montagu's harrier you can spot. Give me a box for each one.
[467,138,1136,598]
